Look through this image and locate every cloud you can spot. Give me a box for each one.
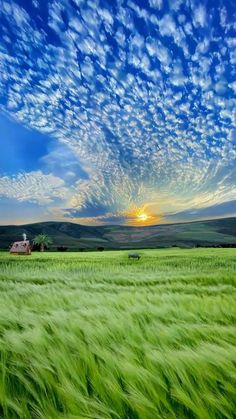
[146,37,172,67]
[193,4,206,28]
[158,14,176,37]
[169,0,183,12]
[0,0,235,224]
[168,199,236,223]
[148,0,162,10]
[0,172,68,205]
[170,60,186,86]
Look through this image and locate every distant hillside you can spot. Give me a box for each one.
[0,218,236,250]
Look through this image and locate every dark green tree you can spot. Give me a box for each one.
[33,234,52,252]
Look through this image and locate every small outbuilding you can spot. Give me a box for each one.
[10,234,31,255]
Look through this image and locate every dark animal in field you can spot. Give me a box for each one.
[128,253,141,260]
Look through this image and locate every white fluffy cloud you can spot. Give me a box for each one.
[193,4,206,28]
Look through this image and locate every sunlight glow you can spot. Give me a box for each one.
[137,213,149,222]
[124,206,161,226]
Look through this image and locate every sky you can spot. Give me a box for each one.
[0,0,235,226]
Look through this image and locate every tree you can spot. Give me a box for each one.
[33,234,52,252]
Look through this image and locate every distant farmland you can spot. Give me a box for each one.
[0,217,236,249]
[0,248,235,418]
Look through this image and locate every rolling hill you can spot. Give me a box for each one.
[0,217,236,250]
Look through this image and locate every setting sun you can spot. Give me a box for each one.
[124,206,161,226]
[137,213,148,222]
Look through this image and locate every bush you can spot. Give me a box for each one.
[57,246,68,252]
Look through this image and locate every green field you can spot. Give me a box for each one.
[0,249,236,418]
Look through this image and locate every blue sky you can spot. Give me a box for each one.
[0,0,235,226]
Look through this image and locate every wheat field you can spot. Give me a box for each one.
[0,249,235,418]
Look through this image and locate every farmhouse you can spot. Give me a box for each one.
[10,240,31,255]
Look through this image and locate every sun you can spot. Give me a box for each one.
[137,213,148,222]
[125,205,161,226]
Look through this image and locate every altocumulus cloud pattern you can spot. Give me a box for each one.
[0,0,235,225]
